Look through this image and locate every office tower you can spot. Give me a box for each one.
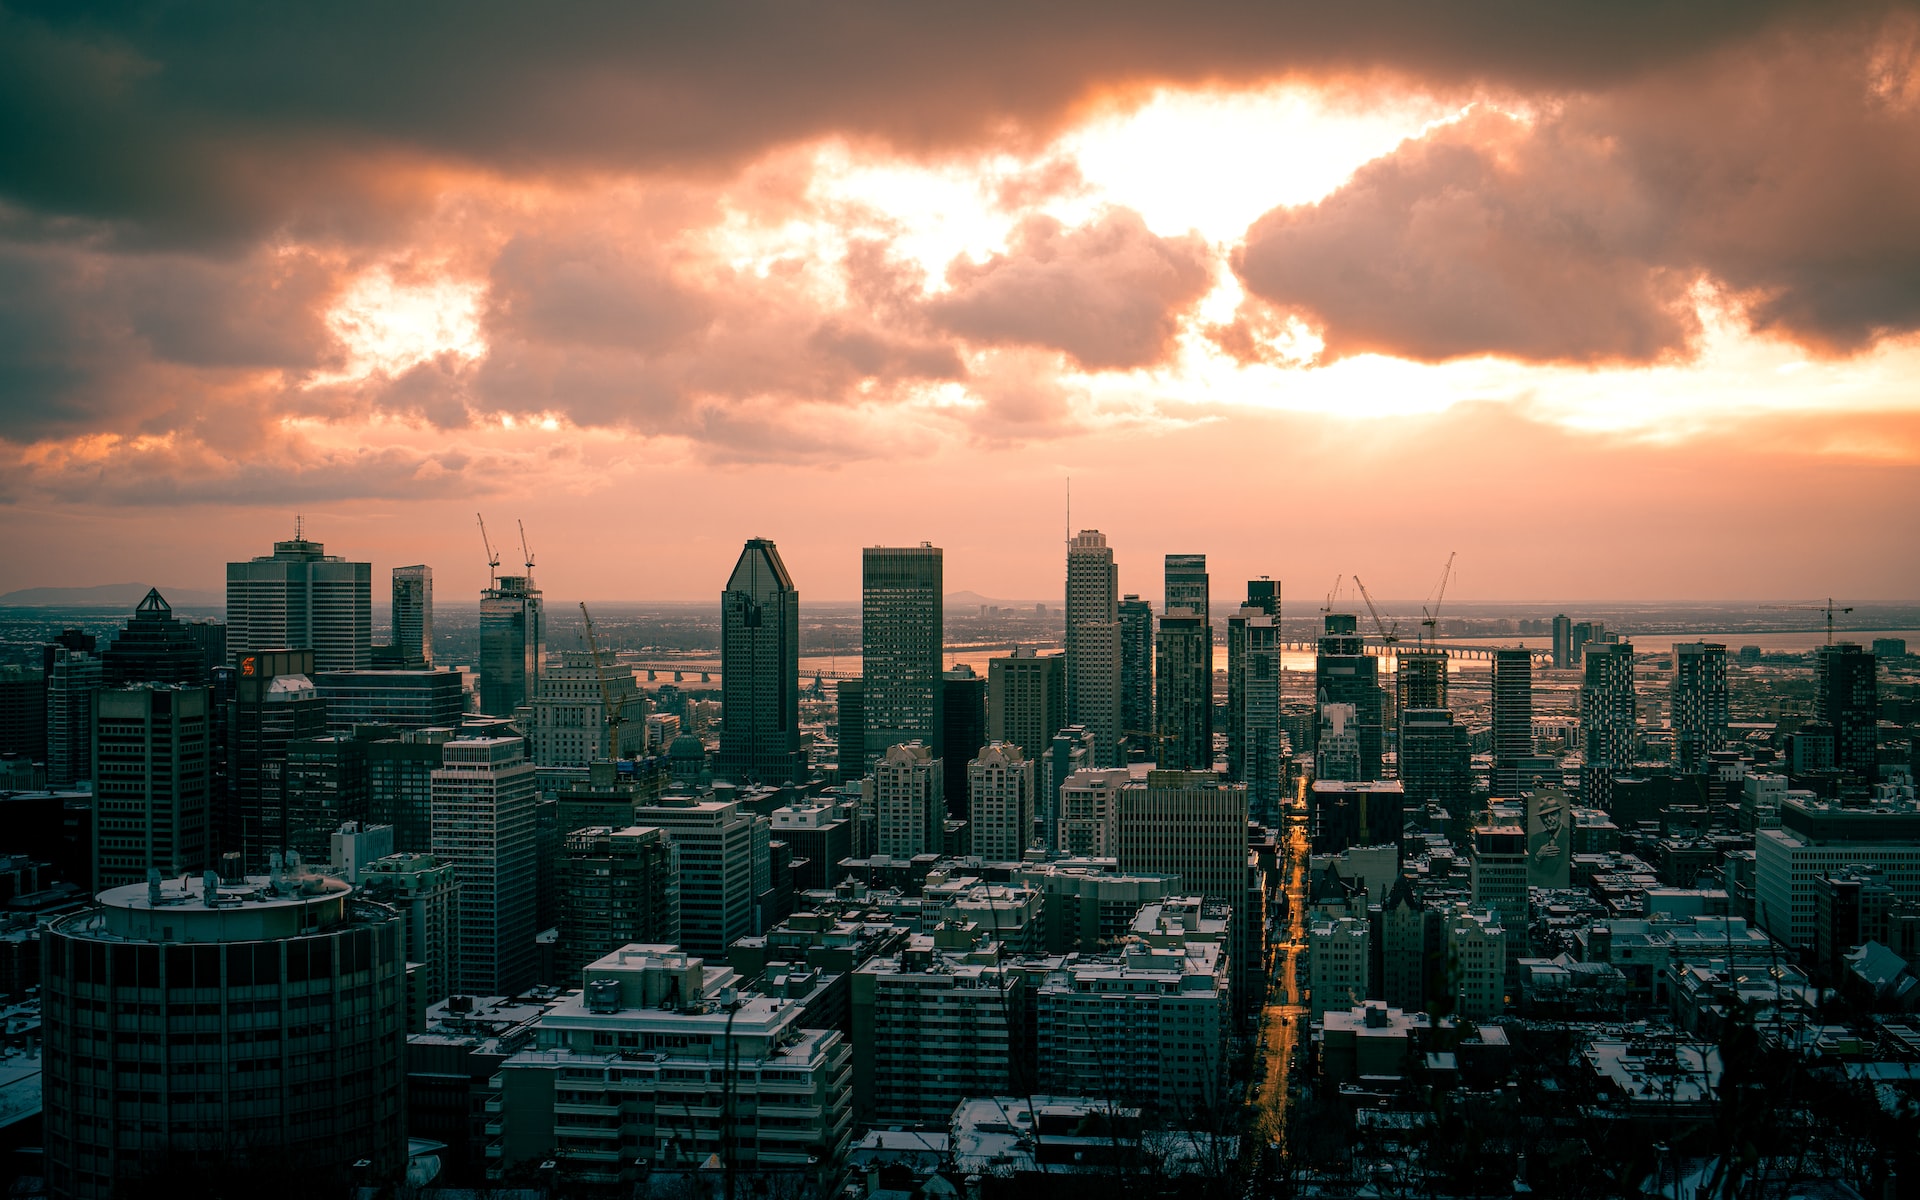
[1671,641,1729,772]
[557,826,681,979]
[1162,553,1212,753]
[229,649,326,869]
[90,684,213,888]
[834,679,864,778]
[432,737,539,995]
[1551,614,1573,669]
[987,649,1066,765]
[852,941,1028,1124]
[1227,594,1283,821]
[368,728,452,853]
[1399,708,1471,811]
[282,734,371,863]
[1155,612,1210,770]
[360,852,460,1022]
[1580,641,1636,808]
[941,665,987,816]
[1315,613,1383,780]
[315,668,466,731]
[860,544,944,773]
[771,801,853,891]
[0,666,45,761]
[1754,794,1920,949]
[185,620,227,678]
[45,648,101,789]
[1116,770,1251,989]
[868,740,944,859]
[968,742,1035,861]
[1309,779,1405,855]
[530,650,644,768]
[494,947,853,1184]
[1035,940,1231,1111]
[632,794,767,956]
[1395,648,1447,723]
[42,873,406,1197]
[226,524,373,671]
[1119,594,1155,757]
[719,537,803,785]
[391,565,433,667]
[1816,642,1879,781]
[1065,530,1123,767]
[1044,726,1096,852]
[479,572,544,716]
[101,589,208,687]
[1489,647,1534,796]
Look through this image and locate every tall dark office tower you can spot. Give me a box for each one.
[719,538,803,785]
[1551,614,1573,669]
[1065,531,1122,767]
[1119,595,1155,760]
[392,565,434,668]
[226,525,372,671]
[1580,641,1636,808]
[1315,613,1383,780]
[0,666,45,761]
[91,683,213,887]
[229,649,327,869]
[480,572,544,717]
[1155,612,1210,769]
[1163,554,1213,758]
[861,545,944,774]
[46,647,101,789]
[942,666,987,816]
[185,620,227,679]
[369,728,453,853]
[835,679,864,778]
[987,650,1066,765]
[558,825,681,980]
[433,737,539,995]
[283,734,372,863]
[1400,708,1471,811]
[1395,647,1448,771]
[1490,647,1534,796]
[1671,641,1729,772]
[102,590,210,687]
[1227,596,1283,821]
[1816,643,1879,781]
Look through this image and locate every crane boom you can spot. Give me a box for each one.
[1352,575,1398,644]
[1758,598,1853,645]
[476,513,501,585]
[579,602,626,759]
[1322,574,1343,615]
[1419,551,1456,646]
[517,519,536,575]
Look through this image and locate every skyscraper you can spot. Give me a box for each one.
[631,795,767,955]
[1316,613,1383,780]
[229,649,327,869]
[45,647,101,789]
[718,537,802,784]
[869,740,944,859]
[987,649,1066,765]
[432,736,539,995]
[531,651,644,768]
[968,742,1035,860]
[1580,642,1636,809]
[226,525,373,671]
[1551,614,1573,669]
[1115,769,1255,1004]
[1490,648,1534,796]
[861,545,944,774]
[102,589,209,687]
[1065,530,1122,767]
[1400,708,1471,812]
[1162,554,1213,764]
[479,573,543,716]
[557,825,681,979]
[1671,641,1729,772]
[90,683,213,887]
[1156,612,1210,770]
[392,564,434,668]
[283,733,372,863]
[1816,643,1879,781]
[1395,646,1448,774]
[1119,594,1155,759]
[1228,584,1284,821]
[942,665,987,816]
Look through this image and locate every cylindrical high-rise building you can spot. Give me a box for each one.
[41,871,407,1198]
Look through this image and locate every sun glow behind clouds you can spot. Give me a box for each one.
[323,267,486,381]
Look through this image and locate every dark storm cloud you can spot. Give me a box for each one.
[0,0,1832,242]
[1235,15,1920,361]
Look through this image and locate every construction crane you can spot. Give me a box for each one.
[517,519,536,578]
[1759,598,1854,645]
[1322,574,1343,616]
[1419,551,1456,647]
[476,513,500,586]
[1352,575,1399,646]
[579,602,627,759]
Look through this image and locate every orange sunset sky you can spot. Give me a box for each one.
[2,2,1918,605]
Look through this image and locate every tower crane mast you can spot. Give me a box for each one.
[1352,575,1398,646]
[1759,598,1854,645]
[476,513,501,586]
[1419,551,1456,647]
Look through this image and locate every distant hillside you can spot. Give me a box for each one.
[0,583,224,608]
[946,589,1052,610]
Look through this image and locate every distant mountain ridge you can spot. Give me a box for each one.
[0,583,224,608]
[945,589,1051,609]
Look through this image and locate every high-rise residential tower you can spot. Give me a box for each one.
[1228,582,1284,821]
[431,736,539,995]
[1155,612,1211,770]
[1671,641,1729,772]
[861,545,944,774]
[718,537,803,784]
[1580,642,1636,808]
[1065,530,1122,767]
[226,525,373,671]
[1815,643,1879,781]
[869,740,945,859]
[1162,554,1213,766]
[392,565,433,668]
[1490,648,1534,796]
[1119,594,1155,760]
[479,573,544,716]
[1315,614,1383,781]
[557,825,681,979]
[46,647,101,789]
[1551,614,1573,669]
[968,742,1035,861]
